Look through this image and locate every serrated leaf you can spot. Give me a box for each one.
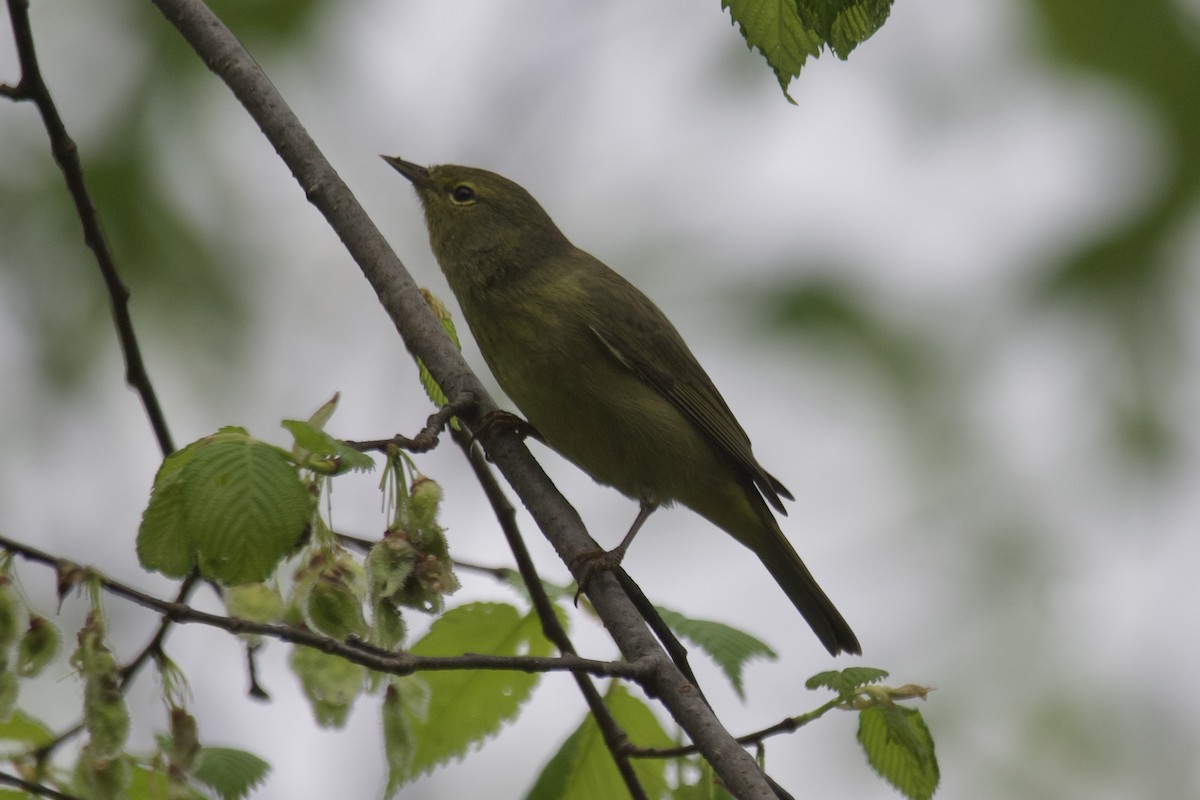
[655,607,776,700]
[282,419,375,475]
[138,431,311,585]
[394,603,553,785]
[723,0,822,102]
[857,704,939,800]
[723,0,892,99]
[193,747,271,800]
[806,666,890,695]
[526,683,672,800]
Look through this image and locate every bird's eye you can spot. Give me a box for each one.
[451,184,476,204]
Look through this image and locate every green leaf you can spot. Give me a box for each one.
[289,645,366,728]
[224,583,285,625]
[17,615,62,678]
[655,607,776,700]
[796,0,892,58]
[416,290,462,429]
[282,419,375,475]
[382,683,416,798]
[806,666,889,695]
[192,747,271,800]
[72,745,131,800]
[393,603,553,784]
[722,0,822,102]
[0,673,17,723]
[124,760,206,800]
[857,704,939,800]
[722,0,892,99]
[526,683,672,800]
[0,709,55,747]
[138,429,311,585]
[0,577,20,649]
[306,574,370,640]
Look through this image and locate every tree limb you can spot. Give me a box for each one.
[1,0,174,457]
[143,1,783,795]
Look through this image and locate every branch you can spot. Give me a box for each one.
[630,696,844,759]
[119,572,201,684]
[119,0,778,793]
[0,771,82,800]
[345,398,474,454]
[453,427,649,800]
[1,0,174,457]
[0,534,649,682]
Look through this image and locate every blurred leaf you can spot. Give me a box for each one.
[655,606,776,700]
[1030,0,1200,467]
[526,683,673,800]
[193,746,272,800]
[289,644,366,728]
[16,615,61,678]
[766,280,940,430]
[0,709,55,747]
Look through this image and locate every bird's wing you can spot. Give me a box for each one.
[587,288,793,513]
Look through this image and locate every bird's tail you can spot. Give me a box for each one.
[702,486,861,656]
[751,517,861,656]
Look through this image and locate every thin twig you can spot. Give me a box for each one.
[1,0,173,457]
[629,696,844,759]
[345,399,474,455]
[0,770,83,800]
[0,534,649,682]
[454,427,649,800]
[119,573,201,684]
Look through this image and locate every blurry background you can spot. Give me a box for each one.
[2,0,1198,797]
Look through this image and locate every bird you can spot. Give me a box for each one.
[385,157,860,655]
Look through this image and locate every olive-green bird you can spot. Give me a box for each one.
[385,157,860,656]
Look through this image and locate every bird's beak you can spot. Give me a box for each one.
[382,155,433,189]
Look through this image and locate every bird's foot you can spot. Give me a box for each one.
[469,410,543,452]
[569,548,626,606]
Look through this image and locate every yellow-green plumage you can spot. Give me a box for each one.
[386,157,860,655]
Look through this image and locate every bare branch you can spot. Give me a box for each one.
[0,534,648,682]
[453,427,648,800]
[0,770,83,800]
[1,0,174,457]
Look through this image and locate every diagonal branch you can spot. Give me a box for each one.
[133,0,780,794]
[1,0,174,457]
[453,427,649,800]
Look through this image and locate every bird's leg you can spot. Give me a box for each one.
[572,500,659,603]
[469,409,544,452]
